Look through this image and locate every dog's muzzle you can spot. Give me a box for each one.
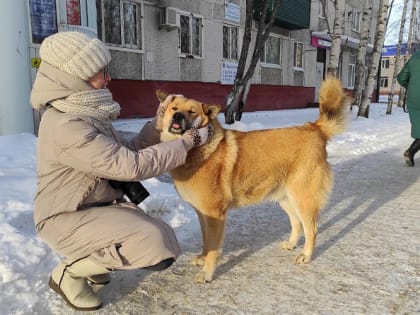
[169,112,192,134]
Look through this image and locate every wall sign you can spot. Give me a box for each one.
[225,2,240,23]
[221,61,238,85]
[311,36,332,49]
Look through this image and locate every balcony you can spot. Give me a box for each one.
[254,0,310,30]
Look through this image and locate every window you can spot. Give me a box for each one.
[29,0,58,43]
[351,10,361,32]
[348,55,356,89]
[318,1,325,18]
[98,0,142,50]
[381,59,390,68]
[180,14,202,57]
[54,0,97,35]
[293,42,303,68]
[261,35,282,66]
[223,25,238,60]
[380,77,388,88]
[66,0,81,25]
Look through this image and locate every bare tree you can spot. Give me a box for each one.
[327,0,345,76]
[358,0,390,118]
[386,0,408,114]
[398,0,416,108]
[224,0,282,124]
[352,0,373,109]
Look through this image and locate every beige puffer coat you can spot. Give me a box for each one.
[34,107,191,228]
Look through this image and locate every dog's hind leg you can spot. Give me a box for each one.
[295,166,332,264]
[292,195,319,264]
[278,198,303,251]
[295,209,317,264]
[194,215,226,283]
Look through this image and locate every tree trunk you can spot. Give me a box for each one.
[224,0,253,124]
[386,0,408,115]
[235,80,251,121]
[398,0,416,108]
[224,0,282,124]
[352,0,373,109]
[358,0,390,118]
[327,0,345,76]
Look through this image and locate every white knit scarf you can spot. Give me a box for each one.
[51,89,120,122]
[30,62,120,124]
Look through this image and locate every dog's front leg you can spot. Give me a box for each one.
[192,210,208,266]
[194,216,226,283]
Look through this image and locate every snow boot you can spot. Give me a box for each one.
[49,258,110,311]
[87,273,111,286]
[403,139,420,167]
[142,257,175,271]
[87,273,111,293]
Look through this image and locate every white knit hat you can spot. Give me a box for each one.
[39,31,111,81]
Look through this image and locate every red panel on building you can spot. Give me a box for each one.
[108,80,316,119]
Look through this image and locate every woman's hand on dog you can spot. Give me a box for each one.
[153,94,183,131]
[182,117,212,148]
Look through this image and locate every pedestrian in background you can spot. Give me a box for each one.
[397,49,420,166]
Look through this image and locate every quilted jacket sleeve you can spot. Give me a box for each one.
[55,117,190,181]
[119,121,161,151]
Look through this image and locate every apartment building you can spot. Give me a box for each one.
[93,0,316,117]
[1,0,381,134]
[378,44,408,102]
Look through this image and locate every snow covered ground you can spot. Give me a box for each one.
[0,103,418,314]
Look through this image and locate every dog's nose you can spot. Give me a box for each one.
[173,112,185,121]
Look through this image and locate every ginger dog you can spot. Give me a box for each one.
[158,77,351,283]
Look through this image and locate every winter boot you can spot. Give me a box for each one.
[49,258,110,311]
[87,273,111,293]
[87,273,111,286]
[142,258,175,271]
[403,139,420,167]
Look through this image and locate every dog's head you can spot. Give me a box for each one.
[156,90,221,142]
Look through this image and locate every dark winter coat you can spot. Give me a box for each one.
[397,50,420,138]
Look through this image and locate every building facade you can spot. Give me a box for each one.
[379,44,408,101]
[2,0,381,134]
[311,0,380,97]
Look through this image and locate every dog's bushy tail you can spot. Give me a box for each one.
[315,76,352,140]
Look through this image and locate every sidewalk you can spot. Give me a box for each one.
[77,142,420,314]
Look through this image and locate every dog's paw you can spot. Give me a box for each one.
[295,253,312,264]
[280,240,297,251]
[192,255,206,266]
[194,271,213,284]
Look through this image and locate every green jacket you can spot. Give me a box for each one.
[397,50,420,138]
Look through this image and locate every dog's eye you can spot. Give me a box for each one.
[188,110,195,114]
[172,106,178,111]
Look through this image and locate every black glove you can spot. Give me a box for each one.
[109,180,149,204]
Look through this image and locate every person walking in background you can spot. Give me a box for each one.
[397,50,420,167]
[30,31,210,311]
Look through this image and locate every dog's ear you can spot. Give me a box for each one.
[156,90,169,102]
[203,104,222,120]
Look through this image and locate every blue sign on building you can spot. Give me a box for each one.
[382,44,408,56]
